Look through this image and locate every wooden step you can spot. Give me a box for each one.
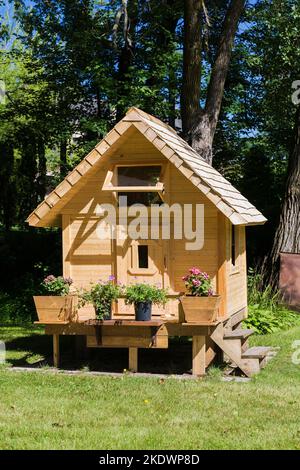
[239,358,261,376]
[224,328,254,340]
[242,346,272,359]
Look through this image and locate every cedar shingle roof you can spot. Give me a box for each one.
[26,107,266,227]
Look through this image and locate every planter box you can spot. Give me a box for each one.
[33,295,78,323]
[180,295,221,323]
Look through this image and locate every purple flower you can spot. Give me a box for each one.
[108,275,115,281]
[63,277,73,285]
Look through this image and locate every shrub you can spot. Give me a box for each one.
[245,269,300,334]
[244,305,300,335]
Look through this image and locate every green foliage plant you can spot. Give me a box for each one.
[41,275,73,296]
[79,276,122,320]
[245,269,300,334]
[125,283,168,306]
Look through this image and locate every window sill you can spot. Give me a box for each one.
[128,267,157,276]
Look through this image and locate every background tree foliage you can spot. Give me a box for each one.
[0,0,299,321]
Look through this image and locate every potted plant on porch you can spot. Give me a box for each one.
[180,268,221,323]
[125,283,168,321]
[33,275,77,323]
[79,276,122,320]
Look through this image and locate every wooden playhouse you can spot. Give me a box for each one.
[27,107,269,377]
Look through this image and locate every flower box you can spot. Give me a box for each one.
[180,295,221,323]
[33,295,78,323]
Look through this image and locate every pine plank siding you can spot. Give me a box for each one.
[28,108,265,322]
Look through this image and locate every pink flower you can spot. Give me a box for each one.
[192,279,200,286]
[189,267,201,275]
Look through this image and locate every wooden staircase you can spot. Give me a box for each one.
[210,323,272,377]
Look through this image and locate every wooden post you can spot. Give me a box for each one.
[192,335,206,376]
[53,334,60,368]
[128,347,138,372]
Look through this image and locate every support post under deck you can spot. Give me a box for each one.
[128,347,138,372]
[192,335,206,376]
[53,334,60,368]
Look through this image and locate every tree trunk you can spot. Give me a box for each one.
[263,107,300,290]
[115,0,138,121]
[181,0,246,165]
[181,0,202,139]
[116,45,134,121]
[168,66,177,128]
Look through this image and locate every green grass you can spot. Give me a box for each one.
[1,325,300,449]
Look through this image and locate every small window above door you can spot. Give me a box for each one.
[102,164,164,192]
[102,164,165,206]
[117,166,161,187]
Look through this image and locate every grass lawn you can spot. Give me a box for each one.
[1,324,300,450]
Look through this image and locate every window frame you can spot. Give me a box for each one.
[102,163,165,193]
[127,240,157,276]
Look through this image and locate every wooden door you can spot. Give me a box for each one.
[114,235,167,318]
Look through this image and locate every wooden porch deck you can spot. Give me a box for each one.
[35,311,246,376]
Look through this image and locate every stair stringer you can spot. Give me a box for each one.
[210,323,260,377]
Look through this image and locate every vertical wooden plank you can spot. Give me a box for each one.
[128,347,138,372]
[53,334,60,368]
[62,214,71,277]
[217,213,228,317]
[162,163,171,294]
[192,335,206,376]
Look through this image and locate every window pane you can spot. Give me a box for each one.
[231,225,236,266]
[117,166,161,186]
[138,245,148,269]
[118,192,163,206]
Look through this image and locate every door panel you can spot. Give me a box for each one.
[114,233,166,318]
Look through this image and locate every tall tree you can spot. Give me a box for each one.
[181,0,246,164]
[243,0,300,288]
[265,108,300,288]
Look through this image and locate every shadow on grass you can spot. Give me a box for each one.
[3,332,196,374]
